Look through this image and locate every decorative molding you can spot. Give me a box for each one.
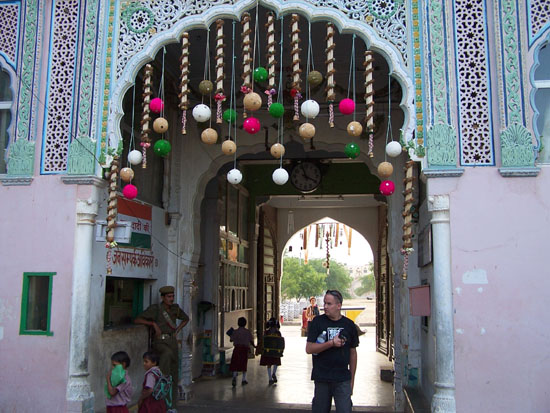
[427,194,449,212]
[428,0,448,125]
[67,137,97,175]
[411,0,423,146]
[42,0,80,173]
[454,0,494,165]
[61,175,106,186]
[76,0,100,142]
[498,167,540,177]
[421,168,464,179]
[6,138,34,176]
[426,124,457,167]
[500,123,536,167]
[500,0,523,126]
[0,175,33,186]
[0,3,20,68]
[15,0,39,142]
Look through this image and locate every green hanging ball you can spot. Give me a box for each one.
[308,70,323,87]
[269,102,285,118]
[154,139,172,157]
[199,80,214,95]
[223,109,237,124]
[253,67,268,82]
[344,142,360,159]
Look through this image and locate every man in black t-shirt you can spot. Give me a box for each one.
[306,290,359,413]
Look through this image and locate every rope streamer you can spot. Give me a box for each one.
[325,23,336,127]
[364,51,375,156]
[215,19,226,123]
[290,14,302,121]
[140,64,153,168]
[179,33,190,134]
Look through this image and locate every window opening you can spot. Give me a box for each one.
[20,272,55,336]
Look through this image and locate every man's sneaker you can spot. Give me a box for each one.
[269,379,274,385]
[232,377,236,387]
[242,380,248,385]
[272,374,277,383]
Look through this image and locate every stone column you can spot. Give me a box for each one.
[180,258,198,400]
[64,178,103,412]
[428,194,456,412]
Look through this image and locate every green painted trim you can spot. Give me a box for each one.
[500,0,522,125]
[99,0,115,166]
[132,279,144,318]
[19,272,56,336]
[426,123,457,167]
[67,137,96,175]
[500,123,536,167]
[429,0,448,125]
[7,139,35,176]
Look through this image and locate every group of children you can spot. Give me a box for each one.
[105,351,169,413]
[229,316,284,387]
[105,316,282,412]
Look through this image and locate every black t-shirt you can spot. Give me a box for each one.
[306,314,359,382]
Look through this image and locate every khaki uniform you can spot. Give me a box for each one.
[137,303,189,401]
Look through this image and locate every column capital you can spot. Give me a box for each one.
[428,194,449,213]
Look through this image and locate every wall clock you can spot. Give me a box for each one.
[290,161,322,193]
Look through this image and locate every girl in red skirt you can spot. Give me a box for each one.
[229,317,255,387]
[260,318,284,385]
[138,352,166,413]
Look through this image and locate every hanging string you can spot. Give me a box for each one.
[129,84,136,161]
[251,2,260,81]
[351,35,356,122]
[230,20,238,169]
[384,74,393,161]
[160,47,166,126]
[278,16,284,147]
[203,29,211,104]
[306,19,312,102]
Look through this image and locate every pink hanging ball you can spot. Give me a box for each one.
[339,98,355,115]
[379,180,395,196]
[122,184,138,200]
[150,98,164,114]
[243,117,261,134]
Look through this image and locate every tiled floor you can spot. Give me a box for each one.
[177,324,395,412]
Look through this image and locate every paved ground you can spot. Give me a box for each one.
[176,323,395,412]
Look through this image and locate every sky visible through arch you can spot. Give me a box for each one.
[284,218,373,267]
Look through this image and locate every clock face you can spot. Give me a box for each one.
[290,162,322,193]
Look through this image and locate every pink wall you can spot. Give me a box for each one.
[430,167,550,412]
[0,176,78,411]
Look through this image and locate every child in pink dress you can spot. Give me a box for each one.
[105,351,134,413]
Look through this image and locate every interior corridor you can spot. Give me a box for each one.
[177,324,395,412]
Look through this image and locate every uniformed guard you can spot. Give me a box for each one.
[135,285,189,406]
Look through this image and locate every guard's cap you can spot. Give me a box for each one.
[159,286,175,295]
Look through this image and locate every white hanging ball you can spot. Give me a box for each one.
[128,149,143,165]
[192,104,211,122]
[272,167,289,185]
[300,99,320,119]
[386,141,403,157]
[227,168,243,185]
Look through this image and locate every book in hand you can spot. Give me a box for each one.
[226,327,234,337]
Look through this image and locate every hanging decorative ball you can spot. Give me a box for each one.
[270,143,285,159]
[301,99,320,119]
[222,140,237,155]
[227,168,243,185]
[377,161,394,179]
[386,141,403,157]
[243,92,262,111]
[122,184,138,200]
[201,128,218,145]
[150,97,164,114]
[199,80,214,95]
[272,167,289,185]
[347,121,363,137]
[380,180,395,196]
[269,102,285,118]
[243,117,261,134]
[128,149,143,165]
[192,104,211,122]
[307,70,323,87]
[223,108,237,124]
[154,139,172,157]
[299,122,316,139]
[120,167,134,183]
[153,117,169,134]
[344,142,360,159]
[339,98,355,115]
[253,67,268,82]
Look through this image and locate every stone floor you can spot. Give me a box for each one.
[175,324,395,412]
